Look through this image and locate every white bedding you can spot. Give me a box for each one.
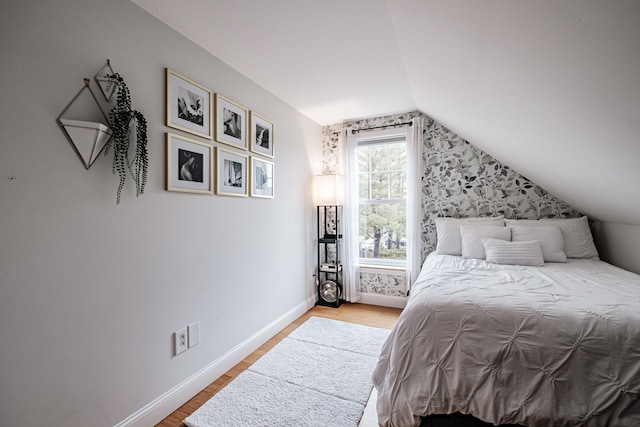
[372,253,640,426]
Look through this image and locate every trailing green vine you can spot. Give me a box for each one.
[103,73,148,204]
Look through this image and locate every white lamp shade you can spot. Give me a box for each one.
[314,174,342,206]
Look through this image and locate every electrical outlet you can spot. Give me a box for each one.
[188,321,200,348]
[174,327,188,355]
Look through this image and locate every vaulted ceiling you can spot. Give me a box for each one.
[132,0,640,226]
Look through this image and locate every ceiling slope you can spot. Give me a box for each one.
[131,0,415,124]
[387,0,640,225]
[132,0,640,225]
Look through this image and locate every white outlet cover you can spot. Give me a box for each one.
[174,327,188,355]
[188,321,200,348]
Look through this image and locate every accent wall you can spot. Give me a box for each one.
[322,112,583,298]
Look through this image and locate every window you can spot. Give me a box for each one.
[357,135,407,266]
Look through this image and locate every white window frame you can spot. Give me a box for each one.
[356,134,407,268]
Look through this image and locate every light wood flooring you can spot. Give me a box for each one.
[156,302,403,427]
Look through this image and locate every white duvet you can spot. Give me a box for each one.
[372,253,640,426]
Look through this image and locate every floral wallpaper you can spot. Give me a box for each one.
[359,270,407,297]
[420,117,581,259]
[321,111,582,297]
[322,124,341,175]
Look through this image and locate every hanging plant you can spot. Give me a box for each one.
[103,73,148,204]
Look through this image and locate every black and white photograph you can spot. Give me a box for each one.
[250,156,274,198]
[215,93,247,150]
[177,87,204,126]
[178,149,203,183]
[250,111,274,158]
[166,133,213,194]
[223,108,241,139]
[223,159,242,187]
[166,68,213,139]
[216,147,248,197]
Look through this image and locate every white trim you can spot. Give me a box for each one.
[359,293,407,309]
[359,264,406,273]
[359,259,406,269]
[114,296,316,427]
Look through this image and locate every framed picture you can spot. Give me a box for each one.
[249,111,274,158]
[166,133,213,194]
[166,68,213,139]
[216,147,248,197]
[215,94,247,150]
[250,156,274,199]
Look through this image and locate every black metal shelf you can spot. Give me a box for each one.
[319,238,338,244]
[316,205,343,308]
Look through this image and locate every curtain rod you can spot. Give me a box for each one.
[351,121,412,134]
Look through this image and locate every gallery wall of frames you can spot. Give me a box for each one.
[165,68,275,198]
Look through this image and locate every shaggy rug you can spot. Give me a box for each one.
[184,316,390,427]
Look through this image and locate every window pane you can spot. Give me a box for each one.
[370,172,389,199]
[359,202,406,261]
[367,145,388,172]
[388,143,406,171]
[390,171,406,198]
[356,136,407,265]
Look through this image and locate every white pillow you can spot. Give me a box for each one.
[460,225,511,259]
[483,238,544,266]
[510,225,567,263]
[436,216,505,256]
[505,217,598,259]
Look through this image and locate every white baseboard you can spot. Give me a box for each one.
[114,296,316,427]
[359,292,407,309]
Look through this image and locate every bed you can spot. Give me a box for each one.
[372,217,640,426]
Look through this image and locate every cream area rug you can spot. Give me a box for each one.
[184,316,391,427]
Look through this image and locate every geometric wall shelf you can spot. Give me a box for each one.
[59,119,112,169]
[57,78,112,169]
[95,59,118,102]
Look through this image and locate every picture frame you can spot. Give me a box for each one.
[250,156,274,199]
[166,68,213,139]
[249,111,274,158]
[216,147,248,197]
[215,93,247,150]
[166,133,213,195]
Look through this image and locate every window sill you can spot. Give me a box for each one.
[359,264,406,272]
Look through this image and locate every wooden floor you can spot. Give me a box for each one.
[156,302,403,427]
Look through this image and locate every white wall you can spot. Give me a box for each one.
[593,222,640,275]
[0,1,322,426]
